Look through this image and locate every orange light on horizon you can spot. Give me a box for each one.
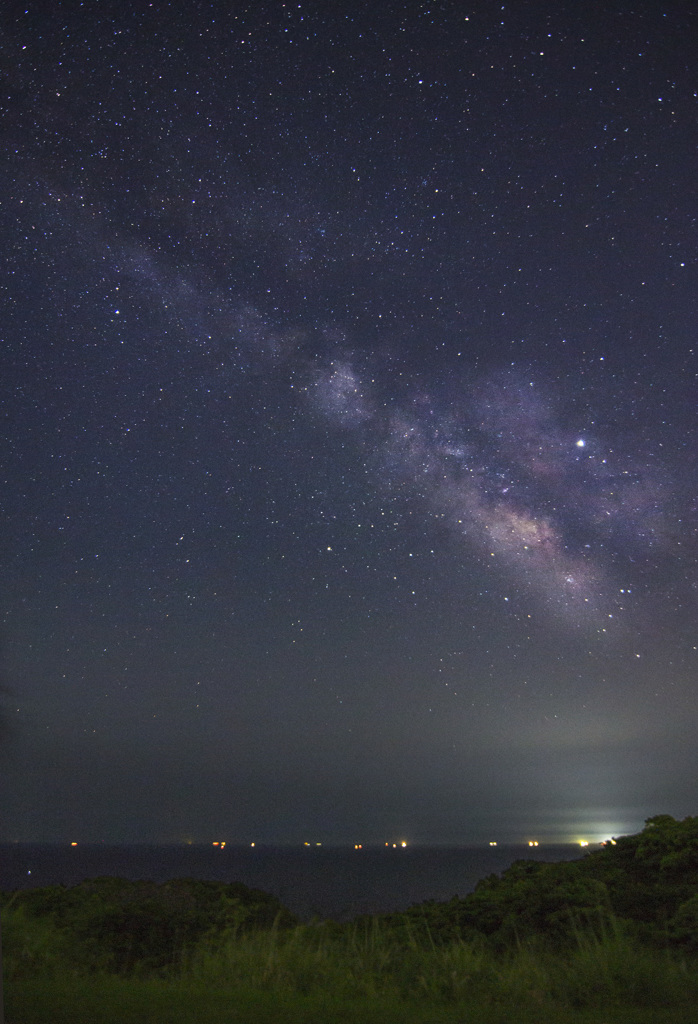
[528,840,539,847]
[70,842,78,847]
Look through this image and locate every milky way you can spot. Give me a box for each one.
[125,253,685,640]
[2,0,697,844]
[307,349,687,635]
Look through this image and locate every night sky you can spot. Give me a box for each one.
[1,1,696,846]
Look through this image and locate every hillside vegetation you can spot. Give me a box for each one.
[3,815,698,1023]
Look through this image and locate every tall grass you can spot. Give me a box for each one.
[2,904,72,978]
[552,919,692,1008]
[5,905,698,1023]
[184,913,698,1010]
[186,916,493,1002]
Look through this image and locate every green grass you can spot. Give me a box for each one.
[8,974,445,1024]
[8,818,698,1021]
[4,906,698,1024]
[8,970,698,1024]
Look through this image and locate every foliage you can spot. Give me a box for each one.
[397,814,698,948]
[1,876,296,974]
[1,904,71,978]
[667,893,698,951]
[5,923,698,1024]
[581,814,698,928]
[3,816,698,1021]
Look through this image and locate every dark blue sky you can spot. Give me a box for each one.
[1,0,696,845]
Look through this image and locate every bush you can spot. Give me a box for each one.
[2,877,297,975]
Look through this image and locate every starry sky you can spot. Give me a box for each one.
[1,1,696,846]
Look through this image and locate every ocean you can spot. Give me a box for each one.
[0,843,587,920]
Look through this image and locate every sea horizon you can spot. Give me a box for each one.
[0,839,591,848]
[0,840,590,920]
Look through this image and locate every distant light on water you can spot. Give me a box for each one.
[563,820,633,845]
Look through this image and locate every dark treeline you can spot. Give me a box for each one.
[2,816,698,1023]
[3,815,698,971]
[392,814,698,949]
[2,876,296,975]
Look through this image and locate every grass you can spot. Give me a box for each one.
[8,969,698,1024]
[4,906,698,1024]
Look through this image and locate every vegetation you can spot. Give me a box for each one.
[3,815,698,1023]
[395,813,698,947]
